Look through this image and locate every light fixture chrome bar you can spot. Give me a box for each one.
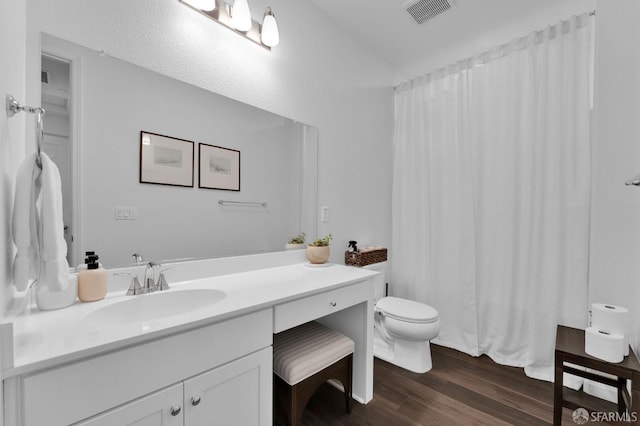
[218,199,268,207]
[180,0,270,50]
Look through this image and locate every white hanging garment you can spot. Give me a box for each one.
[12,152,75,310]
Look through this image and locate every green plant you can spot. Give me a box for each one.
[288,232,306,244]
[309,233,332,247]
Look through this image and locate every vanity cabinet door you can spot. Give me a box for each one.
[183,347,272,426]
[77,383,183,426]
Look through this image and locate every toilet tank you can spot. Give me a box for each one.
[362,261,387,302]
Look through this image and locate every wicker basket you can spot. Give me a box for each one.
[344,248,387,267]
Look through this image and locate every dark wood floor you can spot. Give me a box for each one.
[297,344,617,425]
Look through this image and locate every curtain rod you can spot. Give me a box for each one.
[396,10,595,92]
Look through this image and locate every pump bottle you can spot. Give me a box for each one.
[78,252,107,302]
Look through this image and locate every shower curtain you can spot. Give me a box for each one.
[391,13,593,382]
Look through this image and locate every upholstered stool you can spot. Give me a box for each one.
[273,321,354,426]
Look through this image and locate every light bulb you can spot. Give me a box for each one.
[261,7,279,47]
[182,0,216,12]
[232,0,252,32]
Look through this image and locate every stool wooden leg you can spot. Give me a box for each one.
[345,354,353,414]
[553,351,563,426]
[290,384,302,426]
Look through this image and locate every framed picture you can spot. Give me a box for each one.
[199,143,241,191]
[139,131,194,187]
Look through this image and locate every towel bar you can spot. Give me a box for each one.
[218,199,267,207]
[6,94,46,168]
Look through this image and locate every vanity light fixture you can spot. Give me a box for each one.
[182,0,216,11]
[261,7,279,47]
[231,0,252,32]
[179,0,280,50]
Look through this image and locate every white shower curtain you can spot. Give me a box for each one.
[391,13,593,382]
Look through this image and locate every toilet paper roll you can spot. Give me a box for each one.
[592,303,629,356]
[584,327,625,363]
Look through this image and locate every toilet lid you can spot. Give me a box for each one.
[376,297,438,324]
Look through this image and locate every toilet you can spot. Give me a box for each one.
[363,262,440,373]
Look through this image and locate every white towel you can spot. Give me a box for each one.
[12,153,41,291]
[12,152,70,293]
[39,153,70,292]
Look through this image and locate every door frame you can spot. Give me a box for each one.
[40,35,84,267]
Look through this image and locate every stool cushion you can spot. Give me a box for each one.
[274,321,355,385]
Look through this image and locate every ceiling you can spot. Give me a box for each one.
[307,0,595,83]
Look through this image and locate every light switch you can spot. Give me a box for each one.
[321,206,329,223]
[115,207,137,220]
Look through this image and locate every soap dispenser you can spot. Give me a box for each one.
[78,252,107,302]
[76,251,103,270]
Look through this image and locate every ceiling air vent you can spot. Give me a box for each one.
[405,0,455,25]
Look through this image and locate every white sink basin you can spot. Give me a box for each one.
[86,289,226,324]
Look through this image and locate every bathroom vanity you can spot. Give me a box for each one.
[1,252,376,426]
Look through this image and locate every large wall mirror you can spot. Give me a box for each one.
[38,34,318,268]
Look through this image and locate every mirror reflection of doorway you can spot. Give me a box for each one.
[41,54,74,265]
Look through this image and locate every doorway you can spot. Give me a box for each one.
[40,54,74,265]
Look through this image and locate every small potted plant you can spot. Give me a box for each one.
[285,232,306,250]
[306,233,332,264]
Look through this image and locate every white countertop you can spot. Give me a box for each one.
[3,262,378,378]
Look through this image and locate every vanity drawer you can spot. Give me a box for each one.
[274,280,371,333]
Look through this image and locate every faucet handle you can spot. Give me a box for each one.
[116,273,143,296]
[156,274,170,291]
[156,267,173,291]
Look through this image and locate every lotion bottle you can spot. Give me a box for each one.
[78,253,107,302]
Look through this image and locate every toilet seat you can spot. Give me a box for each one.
[376,297,438,324]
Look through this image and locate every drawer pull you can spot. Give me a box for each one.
[330,301,337,307]
[170,405,182,416]
[191,396,201,406]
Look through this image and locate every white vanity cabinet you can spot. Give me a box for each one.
[183,347,272,425]
[78,383,184,426]
[3,260,378,426]
[11,309,273,426]
[79,347,272,426]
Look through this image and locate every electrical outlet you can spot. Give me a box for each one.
[321,206,329,223]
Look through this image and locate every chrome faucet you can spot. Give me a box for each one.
[132,253,144,265]
[143,262,158,293]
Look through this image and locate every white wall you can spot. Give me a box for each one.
[1,4,27,315]
[0,3,27,423]
[26,0,396,267]
[590,0,640,355]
